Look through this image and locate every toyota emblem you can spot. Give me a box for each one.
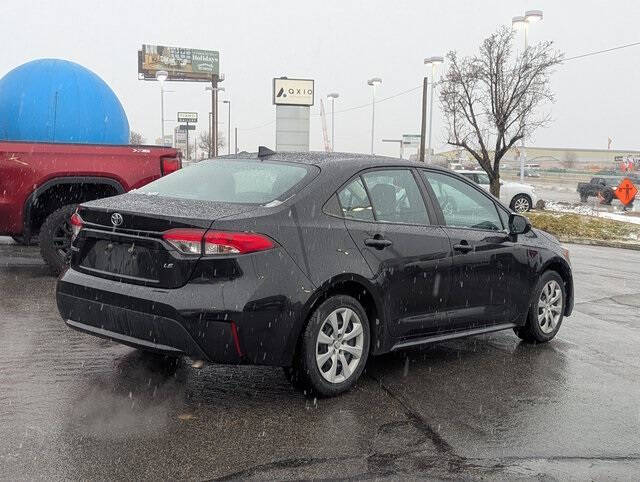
[111,212,124,227]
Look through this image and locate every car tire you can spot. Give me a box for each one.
[514,270,566,343]
[39,204,77,276]
[600,188,614,205]
[579,194,588,203]
[288,295,370,397]
[510,194,532,212]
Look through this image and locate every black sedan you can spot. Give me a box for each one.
[57,151,573,397]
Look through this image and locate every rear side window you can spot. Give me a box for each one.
[337,178,374,221]
[136,159,316,204]
[361,170,429,224]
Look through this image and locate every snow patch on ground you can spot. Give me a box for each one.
[544,201,640,225]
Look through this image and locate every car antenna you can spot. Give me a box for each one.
[257,146,276,158]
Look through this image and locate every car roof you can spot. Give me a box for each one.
[216,150,451,172]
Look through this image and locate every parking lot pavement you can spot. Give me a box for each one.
[1,242,639,480]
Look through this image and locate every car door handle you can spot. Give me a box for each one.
[453,242,474,253]
[364,238,392,249]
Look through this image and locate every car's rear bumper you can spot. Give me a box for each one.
[56,252,314,366]
[57,277,243,363]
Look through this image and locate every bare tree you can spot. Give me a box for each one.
[440,26,563,196]
[197,131,226,158]
[129,130,145,145]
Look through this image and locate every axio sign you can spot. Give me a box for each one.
[273,78,314,106]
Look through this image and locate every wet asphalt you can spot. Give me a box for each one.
[1,240,639,480]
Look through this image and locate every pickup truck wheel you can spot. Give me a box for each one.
[600,188,614,205]
[579,194,588,203]
[39,204,77,275]
[510,194,532,212]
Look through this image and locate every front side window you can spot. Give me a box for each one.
[337,178,374,221]
[137,159,315,204]
[421,170,503,231]
[361,170,430,224]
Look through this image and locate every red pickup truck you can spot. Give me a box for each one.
[0,140,181,273]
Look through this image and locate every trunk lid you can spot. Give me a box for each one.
[74,193,258,288]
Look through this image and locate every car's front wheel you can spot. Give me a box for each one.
[514,270,566,343]
[510,193,532,212]
[287,295,370,397]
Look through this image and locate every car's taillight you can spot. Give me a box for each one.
[162,229,204,255]
[70,212,83,241]
[203,231,274,255]
[161,155,181,175]
[162,229,274,256]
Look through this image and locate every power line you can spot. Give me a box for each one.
[236,40,640,131]
[564,40,640,62]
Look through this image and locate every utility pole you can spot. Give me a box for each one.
[234,127,238,155]
[419,76,428,162]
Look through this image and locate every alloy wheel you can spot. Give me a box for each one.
[315,307,364,384]
[537,280,563,334]
[52,219,72,259]
[514,197,530,212]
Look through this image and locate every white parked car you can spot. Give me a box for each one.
[457,170,538,212]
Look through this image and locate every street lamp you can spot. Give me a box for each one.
[512,9,543,181]
[367,78,382,155]
[327,93,339,151]
[156,70,168,141]
[424,56,444,163]
[205,85,225,157]
[222,99,231,155]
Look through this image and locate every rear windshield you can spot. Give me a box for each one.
[137,159,317,204]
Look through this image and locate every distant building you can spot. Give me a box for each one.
[438,146,640,170]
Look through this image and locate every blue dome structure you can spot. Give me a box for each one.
[0,59,129,144]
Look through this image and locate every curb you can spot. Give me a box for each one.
[557,236,640,251]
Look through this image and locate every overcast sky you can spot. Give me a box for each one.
[3,0,640,156]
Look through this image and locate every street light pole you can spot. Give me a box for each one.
[327,93,339,151]
[223,100,231,155]
[424,56,444,163]
[367,78,382,155]
[513,9,543,181]
[419,76,428,162]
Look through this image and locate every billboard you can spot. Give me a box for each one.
[177,112,198,123]
[138,45,219,82]
[273,78,314,106]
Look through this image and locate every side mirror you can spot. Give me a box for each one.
[509,213,531,235]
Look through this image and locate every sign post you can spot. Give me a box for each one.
[177,113,197,161]
[615,178,638,207]
[273,77,314,152]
